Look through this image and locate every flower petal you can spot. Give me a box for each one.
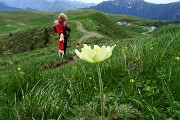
[83,44,91,49]
[105,44,116,59]
[92,45,107,63]
[81,48,96,63]
[75,49,83,59]
[94,45,100,50]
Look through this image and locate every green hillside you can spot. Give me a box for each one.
[0,11,56,35]
[0,9,180,120]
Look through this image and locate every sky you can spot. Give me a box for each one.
[73,0,180,4]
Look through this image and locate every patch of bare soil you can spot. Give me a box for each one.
[50,56,78,68]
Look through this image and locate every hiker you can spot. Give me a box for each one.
[55,13,71,57]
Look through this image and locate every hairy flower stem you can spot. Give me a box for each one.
[96,63,105,119]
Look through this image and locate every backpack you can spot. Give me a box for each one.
[53,20,58,33]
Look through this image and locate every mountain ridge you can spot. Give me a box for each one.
[0,2,24,11]
[0,0,96,11]
[90,0,180,21]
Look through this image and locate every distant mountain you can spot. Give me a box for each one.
[0,2,23,11]
[46,0,95,7]
[0,0,96,11]
[90,0,180,21]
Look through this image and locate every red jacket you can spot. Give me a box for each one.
[55,18,68,38]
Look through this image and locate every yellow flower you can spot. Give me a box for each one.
[130,79,135,83]
[75,44,116,63]
[17,67,21,71]
[89,77,92,80]
[20,71,25,75]
[175,57,180,61]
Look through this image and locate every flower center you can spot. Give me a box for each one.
[94,48,99,53]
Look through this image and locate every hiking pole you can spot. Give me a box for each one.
[67,35,71,54]
[67,25,71,54]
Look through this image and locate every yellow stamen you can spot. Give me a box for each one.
[94,48,99,52]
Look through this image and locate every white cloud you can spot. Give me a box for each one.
[143,0,179,4]
[71,0,109,4]
[72,0,180,4]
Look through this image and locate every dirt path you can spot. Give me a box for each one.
[142,26,156,35]
[51,21,104,68]
[76,22,104,45]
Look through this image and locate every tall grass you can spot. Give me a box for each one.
[1,29,180,119]
[0,10,180,119]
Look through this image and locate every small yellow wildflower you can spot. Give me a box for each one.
[20,71,25,75]
[17,67,21,71]
[130,79,135,83]
[150,47,153,50]
[175,57,180,61]
[89,77,92,80]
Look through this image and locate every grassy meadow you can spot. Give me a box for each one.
[0,9,180,120]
